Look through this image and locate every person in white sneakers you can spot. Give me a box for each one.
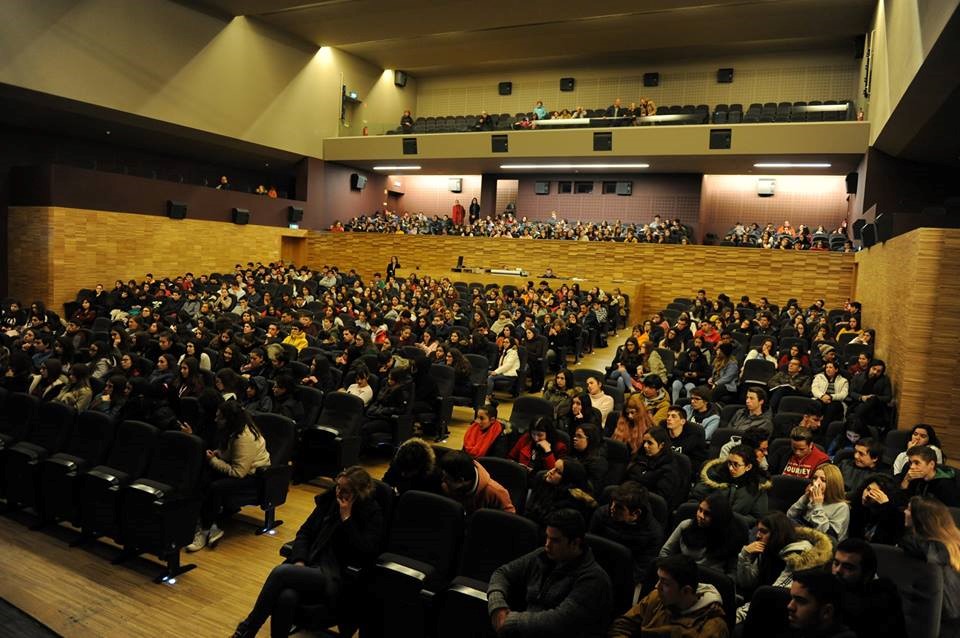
[187,400,271,551]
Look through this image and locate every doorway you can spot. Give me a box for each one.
[280,235,307,266]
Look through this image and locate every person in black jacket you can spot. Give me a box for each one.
[590,481,662,581]
[847,473,905,545]
[626,427,687,509]
[360,367,413,446]
[233,466,384,638]
[664,406,709,475]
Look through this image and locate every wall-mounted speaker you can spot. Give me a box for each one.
[709,128,732,150]
[852,218,866,240]
[845,172,859,194]
[394,70,408,87]
[643,72,660,87]
[593,131,612,152]
[498,81,512,96]
[757,178,776,197]
[717,68,734,83]
[402,137,418,155]
[492,134,508,153]
[350,173,367,190]
[535,181,550,195]
[615,181,632,196]
[167,200,187,219]
[861,222,877,247]
[232,208,250,225]
[288,206,304,224]
[449,178,462,193]
[560,77,575,92]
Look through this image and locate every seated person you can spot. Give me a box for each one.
[524,458,597,526]
[728,387,774,435]
[847,473,905,545]
[836,437,885,492]
[896,445,959,506]
[626,427,687,509]
[900,495,960,629]
[487,509,612,637]
[684,386,721,441]
[767,356,812,414]
[269,374,305,426]
[473,111,494,131]
[439,450,515,513]
[639,374,671,425]
[892,423,944,475]
[846,359,892,425]
[608,555,728,638]
[232,466,384,638]
[659,491,748,577]
[462,402,504,458]
[719,425,771,473]
[664,405,709,475]
[786,464,850,542]
[507,416,567,473]
[831,538,907,638]
[381,437,442,495]
[690,443,770,524]
[400,109,414,133]
[811,361,848,426]
[585,376,614,425]
[779,569,857,638]
[188,400,271,552]
[590,482,662,582]
[782,426,830,479]
[605,97,626,117]
[672,347,711,403]
[359,368,414,447]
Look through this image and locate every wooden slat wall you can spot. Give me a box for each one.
[855,227,960,455]
[307,233,856,317]
[6,207,308,312]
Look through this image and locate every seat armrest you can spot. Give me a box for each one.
[87,469,122,486]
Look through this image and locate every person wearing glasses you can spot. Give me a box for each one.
[683,386,720,441]
[690,443,770,524]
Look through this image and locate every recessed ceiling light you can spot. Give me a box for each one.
[500,163,650,169]
[753,163,832,168]
[373,166,421,170]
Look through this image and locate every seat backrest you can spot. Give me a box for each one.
[429,364,456,397]
[457,509,540,582]
[873,544,943,638]
[719,404,744,426]
[0,392,39,437]
[772,412,803,438]
[586,533,633,615]
[742,359,776,384]
[883,429,910,465]
[478,456,528,514]
[387,490,465,580]
[509,396,554,434]
[294,385,324,427]
[314,391,366,434]
[251,412,297,466]
[145,430,204,495]
[768,475,809,513]
[698,566,737,629]
[777,396,818,415]
[28,402,77,452]
[646,491,669,531]
[707,427,738,458]
[67,411,117,464]
[602,438,630,487]
[104,420,158,477]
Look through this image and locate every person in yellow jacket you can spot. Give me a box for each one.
[609,555,729,638]
[281,324,309,352]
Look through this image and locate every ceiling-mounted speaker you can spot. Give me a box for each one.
[232,208,250,225]
[643,72,660,87]
[394,70,408,87]
[166,200,187,220]
[560,77,575,92]
[288,206,304,224]
[717,68,734,83]
[498,81,512,96]
[846,172,859,194]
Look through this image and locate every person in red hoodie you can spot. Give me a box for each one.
[440,451,515,513]
[507,416,568,473]
[463,403,504,459]
[782,426,830,479]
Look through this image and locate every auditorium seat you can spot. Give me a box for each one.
[296,393,364,483]
[0,392,38,450]
[477,456,528,514]
[452,355,488,416]
[422,364,455,438]
[294,384,324,428]
[767,475,809,513]
[587,533,634,616]
[507,396,553,434]
[3,402,76,512]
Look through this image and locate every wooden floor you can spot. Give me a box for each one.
[0,344,616,637]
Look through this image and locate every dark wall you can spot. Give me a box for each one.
[321,162,386,229]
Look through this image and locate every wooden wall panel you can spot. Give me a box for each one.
[307,233,855,318]
[855,227,960,456]
[7,207,307,312]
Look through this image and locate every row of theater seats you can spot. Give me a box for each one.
[387,99,854,133]
[0,390,296,582]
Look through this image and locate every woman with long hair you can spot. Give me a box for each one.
[893,423,945,474]
[709,342,739,404]
[54,362,93,411]
[559,391,600,433]
[659,491,749,576]
[610,393,655,455]
[524,457,597,526]
[28,358,69,402]
[507,415,567,472]
[233,465,384,638]
[625,427,686,509]
[848,473,905,545]
[609,336,643,393]
[542,368,577,422]
[173,356,206,399]
[568,423,608,491]
[902,495,960,624]
[786,463,850,541]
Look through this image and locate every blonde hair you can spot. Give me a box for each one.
[816,463,847,505]
[910,496,960,571]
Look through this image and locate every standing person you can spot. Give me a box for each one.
[232,466,384,638]
[468,197,481,224]
[451,199,466,226]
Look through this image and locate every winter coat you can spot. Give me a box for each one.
[689,458,770,523]
[442,459,515,514]
[608,584,729,638]
[590,505,662,581]
[626,449,687,509]
[209,425,272,478]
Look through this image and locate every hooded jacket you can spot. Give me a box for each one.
[608,583,729,638]
[626,449,687,509]
[442,459,515,513]
[382,438,443,495]
[735,526,834,623]
[690,458,771,523]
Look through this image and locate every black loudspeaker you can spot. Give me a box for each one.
[615,181,632,195]
[717,68,734,83]
[643,72,660,87]
[534,181,550,195]
[492,134,508,153]
[593,131,612,151]
[167,200,187,219]
[232,208,250,225]
[498,81,512,96]
[560,77,575,92]
[852,218,866,240]
[402,137,418,155]
[845,172,858,194]
[861,223,877,247]
[350,173,367,190]
[709,128,732,150]
[288,206,304,224]
[394,70,408,87]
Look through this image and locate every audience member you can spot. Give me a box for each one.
[831,538,907,638]
[786,463,850,541]
[590,482,663,582]
[440,450,515,513]
[568,422,608,490]
[690,443,770,523]
[659,491,748,576]
[462,402,504,459]
[525,458,597,526]
[626,427,687,509]
[782,426,830,479]
[900,495,960,626]
[892,423,944,474]
[897,445,959,506]
[728,387,773,435]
